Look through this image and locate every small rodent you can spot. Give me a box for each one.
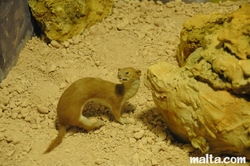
[44,67,141,153]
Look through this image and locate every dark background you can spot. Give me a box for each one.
[0,0,34,82]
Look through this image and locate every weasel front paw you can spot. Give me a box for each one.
[87,119,104,131]
[94,120,104,128]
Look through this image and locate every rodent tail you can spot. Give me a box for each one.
[44,124,67,154]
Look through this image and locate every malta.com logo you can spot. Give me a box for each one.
[190,154,246,164]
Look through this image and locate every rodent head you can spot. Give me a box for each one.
[117,67,141,83]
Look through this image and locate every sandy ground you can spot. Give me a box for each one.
[0,0,249,165]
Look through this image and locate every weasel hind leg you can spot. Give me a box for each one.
[77,115,103,131]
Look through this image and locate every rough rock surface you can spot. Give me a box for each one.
[145,61,250,159]
[177,4,250,65]
[177,4,250,94]
[29,0,114,42]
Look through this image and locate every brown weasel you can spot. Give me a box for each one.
[44,67,141,153]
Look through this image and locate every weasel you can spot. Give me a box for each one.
[44,67,141,153]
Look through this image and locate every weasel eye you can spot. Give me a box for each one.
[125,71,129,75]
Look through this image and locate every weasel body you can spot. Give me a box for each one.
[44,67,141,153]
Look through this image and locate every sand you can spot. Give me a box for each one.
[0,0,249,165]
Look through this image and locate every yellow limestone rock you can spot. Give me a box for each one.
[177,4,250,66]
[29,0,113,42]
[145,4,250,159]
[145,61,250,159]
[177,4,250,94]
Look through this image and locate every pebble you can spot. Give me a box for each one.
[63,41,70,48]
[5,133,13,143]
[151,158,158,165]
[23,146,31,153]
[182,144,195,153]
[110,130,117,138]
[72,35,81,44]
[6,150,15,157]
[100,114,110,122]
[37,105,49,114]
[111,122,120,128]
[157,132,167,141]
[95,159,102,165]
[15,84,25,94]
[116,18,129,30]
[161,144,169,151]
[129,138,137,144]
[1,87,9,96]
[11,112,18,119]
[21,100,29,108]
[48,64,57,73]
[40,48,51,55]
[9,101,16,109]
[50,40,61,48]
[20,108,29,118]
[12,136,21,145]
[59,82,67,89]
[140,137,148,145]
[39,119,47,128]
[147,137,153,144]
[48,111,55,120]
[151,144,161,153]
[154,18,163,27]
[0,95,10,106]
[134,130,145,139]
[138,97,147,106]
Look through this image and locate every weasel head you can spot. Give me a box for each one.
[117,67,141,83]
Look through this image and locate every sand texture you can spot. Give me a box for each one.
[0,0,249,165]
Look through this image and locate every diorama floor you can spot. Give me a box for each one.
[0,0,249,165]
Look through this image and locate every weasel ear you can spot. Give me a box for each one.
[137,70,141,76]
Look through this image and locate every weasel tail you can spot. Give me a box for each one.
[44,125,67,153]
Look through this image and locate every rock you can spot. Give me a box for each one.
[129,138,136,144]
[145,61,250,159]
[0,95,10,106]
[63,41,70,48]
[151,158,158,165]
[23,146,31,153]
[182,144,195,153]
[134,130,145,139]
[50,40,61,48]
[151,144,161,153]
[157,132,167,141]
[29,0,114,42]
[116,17,129,30]
[37,105,49,114]
[48,64,57,73]
[177,4,250,66]
[177,5,250,95]
[15,84,25,94]
[6,150,15,157]
[20,108,29,118]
